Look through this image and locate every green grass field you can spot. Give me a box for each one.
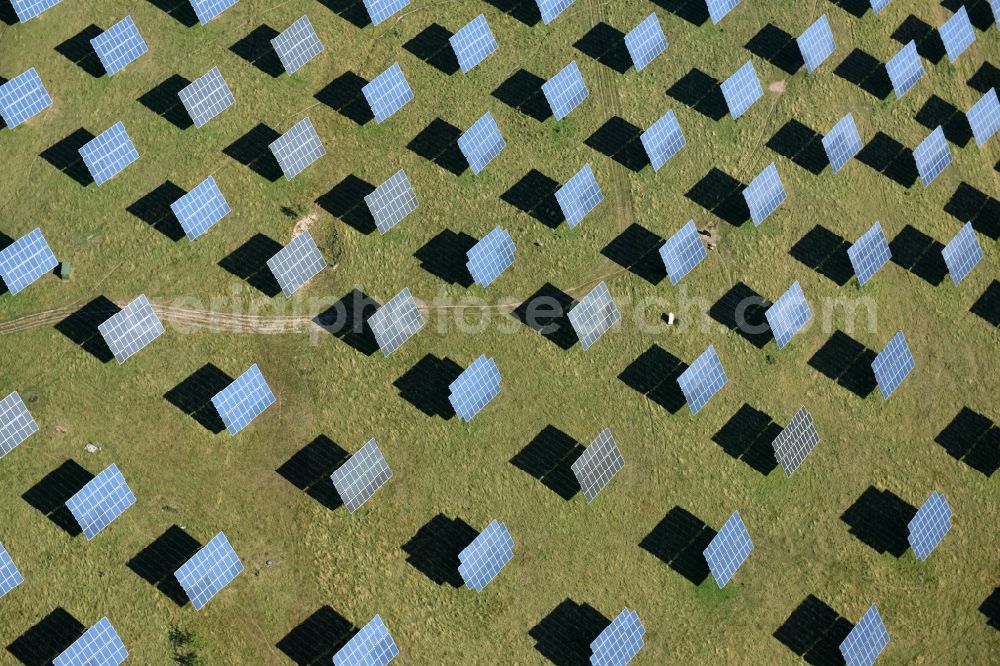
[1,0,998,663]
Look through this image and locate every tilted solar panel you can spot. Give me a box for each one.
[0,392,38,460]
[765,281,811,349]
[0,68,53,128]
[707,0,742,24]
[871,331,914,400]
[266,230,326,297]
[190,0,239,25]
[174,532,244,610]
[624,13,667,73]
[331,438,393,512]
[97,294,165,364]
[368,288,425,355]
[178,67,235,128]
[939,6,975,63]
[0,542,24,598]
[703,510,752,588]
[942,222,983,286]
[567,281,619,350]
[65,463,136,540]
[992,0,1000,27]
[0,228,58,295]
[458,112,505,174]
[641,110,686,171]
[272,15,323,75]
[913,126,952,187]
[53,618,127,666]
[555,163,603,227]
[660,220,706,285]
[886,41,924,99]
[535,0,574,25]
[448,355,501,421]
[720,60,762,119]
[907,491,952,560]
[211,364,275,435]
[967,88,1000,148]
[458,520,514,592]
[365,169,418,234]
[771,406,820,476]
[591,608,644,666]
[79,122,139,185]
[467,226,515,287]
[268,117,325,180]
[363,64,413,123]
[822,113,863,173]
[869,0,893,14]
[333,615,399,666]
[170,175,230,240]
[797,15,835,73]
[743,163,786,226]
[840,604,889,666]
[542,61,589,120]
[90,16,148,76]
[363,0,409,26]
[848,222,892,286]
[450,14,498,73]
[570,428,624,503]
[677,345,727,415]
[10,0,62,22]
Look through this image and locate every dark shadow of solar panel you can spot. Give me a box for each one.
[218,233,283,296]
[313,289,381,356]
[666,68,727,120]
[767,119,829,174]
[316,175,377,234]
[21,460,94,537]
[277,435,350,510]
[834,49,892,100]
[0,231,13,296]
[942,0,996,31]
[0,0,17,25]
[39,129,96,186]
[915,95,973,147]
[277,606,357,665]
[316,0,371,27]
[891,15,946,64]
[841,486,917,557]
[403,24,459,75]
[530,599,610,666]
[808,330,877,398]
[229,25,284,78]
[981,587,1000,631]
[971,280,1000,327]
[584,116,648,171]
[6,607,85,666]
[407,118,468,174]
[509,426,583,500]
[163,363,234,433]
[126,525,202,606]
[402,514,478,587]
[601,223,667,285]
[650,0,708,26]
[501,170,563,228]
[574,23,631,74]
[511,283,578,350]
[482,0,540,27]
[710,282,773,348]
[945,183,1000,240]
[856,132,917,188]
[713,404,781,475]
[968,62,1000,94]
[54,296,120,363]
[413,230,477,287]
[127,180,186,241]
[790,225,854,286]
[774,594,854,666]
[618,344,688,413]
[888,225,947,285]
[54,25,106,78]
[935,407,998,477]
[826,0,869,17]
[745,23,804,75]
[223,124,283,181]
[492,69,551,121]
[394,354,463,418]
[314,72,374,125]
[685,168,750,227]
[640,506,717,585]
[137,75,194,129]
[143,0,198,27]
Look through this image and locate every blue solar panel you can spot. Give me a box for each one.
[65,463,136,540]
[641,110,686,171]
[363,64,413,123]
[823,113,863,173]
[677,345,727,415]
[0,228,57,295]
[458,520,514,592]
[848,221,891,286]
[269,117,325,180]
[797,15,835,73]
[365,169,418,234]
[448,355,501,422]
[869,0,893,13]
[368,288,424,355]
[886,41,924,99]
[266,231,327,296]
[467,226,515,287]
[992,0,1000,27]
[363,0,408,25]
[333,615,399,666]
[624,13,667,72]
[191,0,238,24]
[0,68,53,128]
[940,7,975,63]
[942,222,983,286]
[743,163,786,226]
[98,295,165,364]
[178,67,235,129]
[10,0,61,22]
[535,0,574,25]
[0,542,23,598]
[53,618,127,666]
[659,220,706,285]
[0,391,38,459]
[908,491,952,561]
[765,281,811,349]
[704,511,752,588]
[840,604,889,666]
[871,331,914,400]
[720,61,762,119]
[174,532,244,610]
[555,163,603,227]
[568,282,619,350]
[450,14,498,73]
[913,126,952,187]
[211,364,275,435]
[91,16,147,76]
[590,608,644,666]
[170,176,230,240]
[459,112,505,174]
[967,88,1000,148]
[79,122,139,186]
[707,0,741,24]
[272,15,323,75]
[542,61,589,120]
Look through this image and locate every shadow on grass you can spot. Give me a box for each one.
[401,513,478,587]
[509,426,583,500]
[127,525,202,606]
[21,460,93,537]
[276,435,350,510]
[640,506,716,585]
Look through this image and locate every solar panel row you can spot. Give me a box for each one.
[458,519,514,591]
[331,438,393,512]
[967,88,1000,148]
[678,345,727,415]
[266,230,326,296]
[886,41,924,99]
[191,0,239,25]
[743,163,786,226]
[79,122,139,185]
[913,126,952,187]
[848,221,892,286]
[570,428,624,503]
[941,222,983,286]
[368,288,424,355]
[363,0,408,26]
[939,6,975,63]
[871,331,914,400]
[765,281,811,349]
[450,14,498,73]
[771,406,820,476]
[567,281,619,350]
[271,15,323,75]
[542,61,588,120]
[53,617,128,666]
[97,295,165,364]
[91,16,148,76]
[823,113,863,173]
[797,15,835,73]
[720,60,762,119]
[466,226,515,287]
[0,68,53,128]
[174,531,244,610]
[0,542,24,598]
[555,163,603,227]
[333,615,399,666]
[366,169,418,234]
[269,117,325,179]
[170,175,231,240]
[660,221,706,285]
[624,13,666,73]
[641,110,685,171]
[704,510,753,588]
[65,463,137,540]
[211,364,275,435]
[707,0,742,24]
[907,491,952,560]
[591,608,645,665]
[448,355,501,421]
[0,391,38,459]
[0,228,58,295]
[178,67,235,128]
[363,64,413,123]
[10,0,62,22]
[459,112,505,174]
[840,604,889,666]
[536,0,574,25]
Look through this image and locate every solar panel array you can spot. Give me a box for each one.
[65,463,137,540]
[848,221,892,286]
[703,510,753,588]
[271,16,323,75]
[567,281,619,350]
[266,230,327,296]
[97,295,165,364]
[448,355,501,422]
[331,438,393,513]
[797,15,835,73]
[641,110,686,171]
[871,331,915,400]
[886,41,924,99]
[368,288,425,355]
[570,428,624,503]
[992,0,1000,27]
[720,60,762,119]
[363,0,409,26]
[10,0,61,22]
[743,163,786,226]
[458,520,514,592]
[90,16,147,76]
[542,61,589,120]
[0,68,53,128]
[591,608,645,666]
[0,542,24,599]
[0,392,38,460]
[941,222,983,286]
[939,7,975,63]
[907,491,952,561]
[707,0,742,24]
[178,67,235,129]
[0,227,58,295]
[967,88,1000,148]
[79,122,139,185]
[624,13,667,73]
[765,281,811,349]
[771,406,820,476]
[449,14,498,73]
[466,226,515,287]
[363,64,413,123]
[840,604,890,666]
[677,345,727,415]
[823,113,863,173]
[170,175,231,240]
[210,364,276,435]
[913,126,952,187]
[174,532,244,610]
[555,163,603,227]
[53,617,128,666]
[365,169,418,234]
[191,0,239,25]
[458,112,505,174]
[268,117,325,180]
[536,0,574,25]
[869,0,893,14]
[660,220,706,285]
[332,615,399,666]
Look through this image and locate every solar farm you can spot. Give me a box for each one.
[0,0,998,663]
